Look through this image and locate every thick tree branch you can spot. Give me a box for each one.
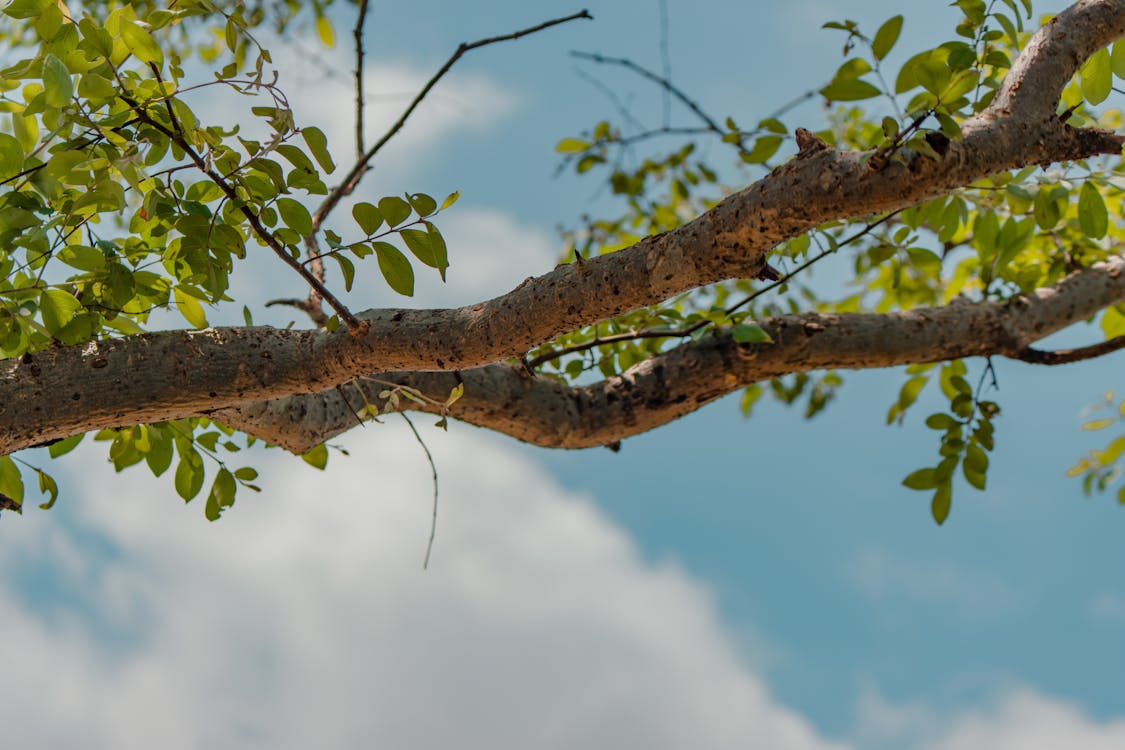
[4,0,1125,456]
[213,255,1125,452]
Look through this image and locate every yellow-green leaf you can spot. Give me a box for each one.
[871,15,903,61]
[1080,47,1112,105]
[41,53,73,108]
[316,15,335,48]
[120,20,164,68]
[173,287,208,329]
[1078,181,1108,239]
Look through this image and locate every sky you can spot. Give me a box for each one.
[4,0,1125,747]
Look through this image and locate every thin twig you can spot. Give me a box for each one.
[354,0,369,159]
[313,9,593,231]
[570,50,723,135]
[657,0,671,128]
[1013,336,1125,365]
[400,413,440,570]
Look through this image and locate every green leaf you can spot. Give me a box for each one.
[819,78,882,102]
[902,468,939,490]
[1080,47,1112,106]
[204,468,236,521]
[440,191,460,211]
[120,19,164,68]
[41,53,73,108]
[0,456,24,508]
[401,223,449,280]
[39,289,81,333]
[331,253,356,292]
[48,433,84,458]
[316,14,335,48]
[276,197,313,236]
[931,482,952,524]
[373,241,415,296]
[731,323,774,343]
[556,138,590,153]
[173,287,208,329]
[302,443,328,470]
[301,127,335,174]
[1078,182,1108,239]
[740,136,783,164]
[1112,41,1125,79]
[36,469,58,510]
[234,467,258,481]
[408,193,437,217]
[352,202,383,235]
[378,196,411,227]
[174,450,204,502]
[871,15,903,61]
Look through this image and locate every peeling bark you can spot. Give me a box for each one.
[4,0,1125,456]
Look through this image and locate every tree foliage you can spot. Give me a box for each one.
[3,0,1125,526]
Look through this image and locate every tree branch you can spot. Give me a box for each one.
[1012,335,1125,365]
[212,254,1125,452]
[5,1,1125,457]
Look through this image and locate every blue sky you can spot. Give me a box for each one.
[3,1,1125,747]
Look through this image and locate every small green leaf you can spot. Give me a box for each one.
[819,78,882,102]
[408,193,437,217]
[120,19,164,68]
[401,224,449,280]
[331,253,356,292]
[173,287,208,329]
[316,14,335,48]
[41,53,73,108]
[39,289,82,333]
[903,468,939,490]
[48,433,84,458]
[871,15,903,61]
[37,469,58,510]
[1078,182,1108,239]
[352,202,383,235]
[931,482,952,524]
[1112,41,1125,79]
[302,443,328,470]
[1080,47,1112,105]
[373,241,415,296]
[379,196,411,227]
[205,468,236,521]
[439,191,460,211]
[731,323,774,343]
[301,127,335,173]
[234,467,258,481]
[556,138,589,153]
[276,197,313,236]
[174,450,205,502]
[0,456,24,508]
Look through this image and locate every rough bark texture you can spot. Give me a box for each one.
[4,0,1125,456]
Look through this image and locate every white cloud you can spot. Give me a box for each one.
[856,686,1125,750]
[916,691,1125,750]
[0,427,841,750]
[400,207,560,307]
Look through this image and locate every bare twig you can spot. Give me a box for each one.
[571,50,723,135]
[1012,336,1125,365]
[400,413,440,570]
[354,0,369,159]
[312,9,593,231]
[264,297,330,326]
